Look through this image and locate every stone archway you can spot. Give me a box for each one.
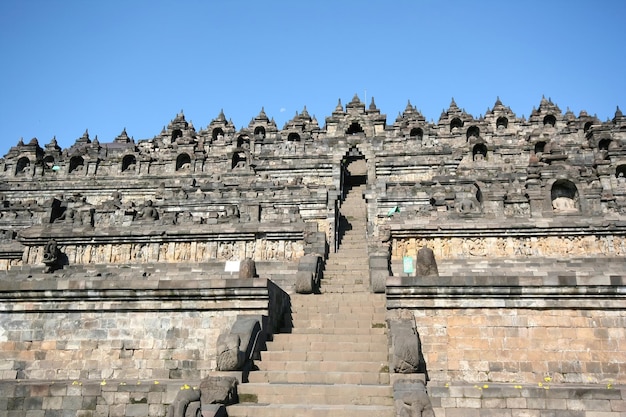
[341,147,367,190]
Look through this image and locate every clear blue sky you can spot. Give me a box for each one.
[1,0,624,157]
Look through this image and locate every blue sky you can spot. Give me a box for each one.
[0,0,624,157]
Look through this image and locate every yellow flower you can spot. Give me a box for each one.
[100,380,107,386]
[483,384,489,389]
[544,376,552,382]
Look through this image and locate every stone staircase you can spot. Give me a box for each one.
[228,185,395,417]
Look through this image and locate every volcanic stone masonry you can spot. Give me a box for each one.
[0,95,625,416]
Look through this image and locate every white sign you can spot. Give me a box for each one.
[224,260,240,273]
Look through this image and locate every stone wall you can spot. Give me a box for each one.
[428,383,626,416]
[414,308,626,385]
[0,309,242,381]
[0,380,185,417]
[0,263,290,383]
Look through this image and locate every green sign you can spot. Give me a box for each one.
[403,256,414,274]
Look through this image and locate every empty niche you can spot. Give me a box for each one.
[598,138,612,151]
[409,127,423,140]
[346,122,364,135]
[543,114,556,127]
[287,132,301,141]
[534,141,546,155]
[171,129,183,142]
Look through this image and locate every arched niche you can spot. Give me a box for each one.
[43,155,55,169]
[551,179,579,213]
[496,116,508,130]
[287,132,301,142]
[176,153,191,171]
[69,156,84,173]
[616,165,626,180]
[15,156,31,175]
[543,114,556,127]
[237,135,250,148]
[122,155,137,172]
[409,127,423,140]
[534,141,546,155]
[466,125,480,141]
[450,118,463,132]
[346,122,364,135]
[212,128,224,141]
[341,146,367,188]
[171,129,183,142]
[598,138,612,151]
[231,151,247,169]
[583,121,593,133]
[472,143,487,161]
[254,126,266,139]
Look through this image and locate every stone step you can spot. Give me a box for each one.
[266,339,387,352]
[290,318,386,329]
[328,249,368,257]
[256,360,388,373]
[323,262,369,270]
[320,286,372,294]
[289,294,385,304]
[260,350,388,362]
[287,327,386,335]
[227,403,394,417]
[289,312,386,321]
[237,383,394,406]
[271,333,387,344]
[248,370,390,385]
[321,276,367,282]
[288,305,384,314]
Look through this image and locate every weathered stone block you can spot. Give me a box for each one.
[394,379,434,417]
[199,376,238,405]
[238,258,256,279]
[370,268,387,293]
[295,271,314,294]
[389,319,427,375]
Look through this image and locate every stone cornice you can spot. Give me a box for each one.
[386,276,626,309]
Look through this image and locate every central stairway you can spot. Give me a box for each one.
[228,185,394,417]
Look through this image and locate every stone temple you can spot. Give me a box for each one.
[0,95,625,417]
